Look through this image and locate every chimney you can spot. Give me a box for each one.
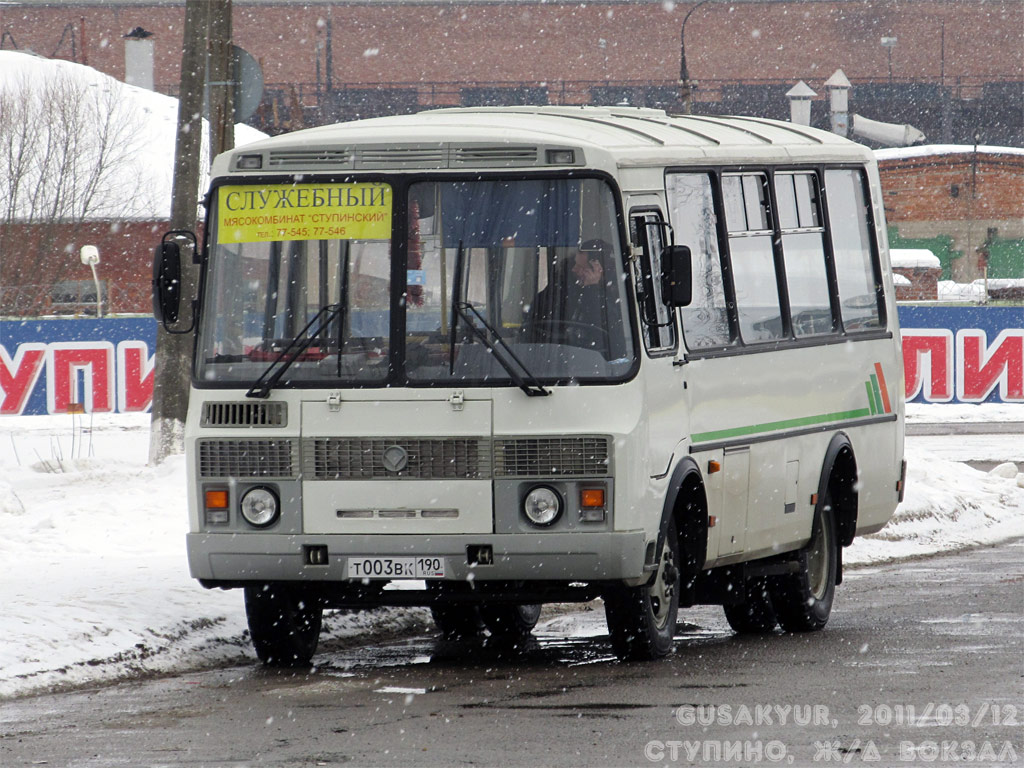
[785,81,817,126]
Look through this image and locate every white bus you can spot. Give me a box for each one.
[153,107,905,666]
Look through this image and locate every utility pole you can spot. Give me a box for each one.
[207,0,235,158]
[149,0,222,464]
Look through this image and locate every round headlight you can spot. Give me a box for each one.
[523,486,562,526]
[240,487,279,527]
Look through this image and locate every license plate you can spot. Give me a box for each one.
[346,556,446,579]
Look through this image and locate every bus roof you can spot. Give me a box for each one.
[218,106,874,176]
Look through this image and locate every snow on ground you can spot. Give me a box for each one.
[1,406,1022,700]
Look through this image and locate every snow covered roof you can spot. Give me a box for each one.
[875,144,1024,162]
[891,248,941,269]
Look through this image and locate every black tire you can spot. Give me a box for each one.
[480,604,542,637]
[244,584,322,667]
[430,604,483,639]
[770,496,838,632]
[723,577,778,634]
[604,517,680,660]
[427,582,482,639]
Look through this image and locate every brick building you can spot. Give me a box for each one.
[0,220,163,316]
[1,0,1021,143]
[878,148,1024,283]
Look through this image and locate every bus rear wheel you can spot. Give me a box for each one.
[723,577,778,634]
[244,584,322,667]
[604,517,680,660]
[427,582,482,639]
[480,604,542,638]
[770,497,837,632]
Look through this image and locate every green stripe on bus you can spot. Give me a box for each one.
[870,373,884,415]
[865,381,878,415]
[691,408,874,444]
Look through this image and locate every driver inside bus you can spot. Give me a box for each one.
[526,238,623,357]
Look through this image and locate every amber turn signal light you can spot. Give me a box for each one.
[205,489,229,509]
[580,488,605,508]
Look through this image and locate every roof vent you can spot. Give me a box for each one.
[267,149,353,169]
[451,146,539,167]
[356,146,446,169]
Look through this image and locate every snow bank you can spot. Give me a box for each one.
[0,51,266,220]
[0,413,1021,699]
[846,450,1024,566]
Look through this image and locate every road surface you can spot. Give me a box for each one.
[2,540,1021,767]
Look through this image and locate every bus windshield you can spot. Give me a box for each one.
[196,177,635,387]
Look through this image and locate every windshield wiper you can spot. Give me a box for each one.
[447,240,547,396]
[246,303,343,399]
[452,301,550,397]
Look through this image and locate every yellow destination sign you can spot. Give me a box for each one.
[217,182,392,243]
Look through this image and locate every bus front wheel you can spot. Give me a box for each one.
[604,517,680,660]
[244,584,322,667]
[770,497,837,632]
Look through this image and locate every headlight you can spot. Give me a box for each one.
[523,486,562,527]
[240,487,279,527]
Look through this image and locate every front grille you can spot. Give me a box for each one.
[494,436,611,477]
[201,401,287,427]
[303,437,491,480]
[198,439,297,478]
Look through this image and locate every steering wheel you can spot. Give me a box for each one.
[548,321,610,349]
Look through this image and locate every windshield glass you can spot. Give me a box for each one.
[196,177,635,387]
[197,181,392,384]
[406,178,634,384]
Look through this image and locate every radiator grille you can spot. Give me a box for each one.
[494,436,611,477]
[303,437,492,480]
[201,401,287,427]
[198,439,297,478]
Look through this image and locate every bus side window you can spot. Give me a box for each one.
[824,169,883,331]
[775,172,834,337]
[666,173,733,350]
[723,173,786,343]
[630,211,677,353]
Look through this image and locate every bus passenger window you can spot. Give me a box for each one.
[666,173,732,350]
[825,169,883,331]
[723,174,785,342]
[775,172,833,337]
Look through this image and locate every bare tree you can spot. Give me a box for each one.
[0,68,154,314]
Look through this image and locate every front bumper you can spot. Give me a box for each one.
[187,530,649,584]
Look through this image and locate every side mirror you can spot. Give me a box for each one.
[661,245,692,307]
[152,240,182,324]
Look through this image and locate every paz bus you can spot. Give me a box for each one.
[153,106,906,665]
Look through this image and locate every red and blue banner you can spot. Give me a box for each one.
[1,307,1021,415]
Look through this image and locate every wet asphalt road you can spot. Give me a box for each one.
[2,540,1022,768]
